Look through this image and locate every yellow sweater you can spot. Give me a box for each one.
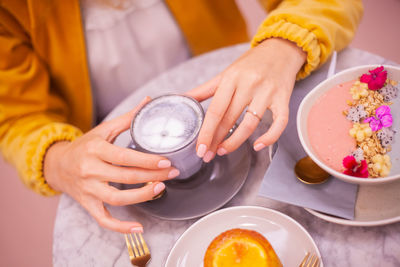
[0,0,363,196]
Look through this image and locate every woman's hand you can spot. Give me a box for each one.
[44,97,180,233]
[186,38,307,162]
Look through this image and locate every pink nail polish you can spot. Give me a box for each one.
[197,144,207,158]
[217,147,227,156]
[153,183,166,195]
[168,169,180,178]
[130,226,143,233]
[158,159,171,168]
[254,143,266,151]
[203,151,215,163]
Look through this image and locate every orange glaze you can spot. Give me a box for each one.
[308,80,357,172]
[204,228,282,267]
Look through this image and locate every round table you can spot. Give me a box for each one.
[53,44,400,267]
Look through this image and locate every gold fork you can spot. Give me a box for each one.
[124,233,151,267]
[299,252,320,267]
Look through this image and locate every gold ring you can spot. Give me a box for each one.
[246,109,262,121]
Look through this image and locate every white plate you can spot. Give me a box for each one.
[165,206,322,267]
[269,141,400,227]
[305,179,400,226]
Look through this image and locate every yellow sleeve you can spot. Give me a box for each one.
[252,0,363,79]
[0,6,82,196]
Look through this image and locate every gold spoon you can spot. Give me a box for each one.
[294,156,330,184]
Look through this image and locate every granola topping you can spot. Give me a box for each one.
[343,66,398,178]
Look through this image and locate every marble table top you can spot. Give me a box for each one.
[53,44,400,267]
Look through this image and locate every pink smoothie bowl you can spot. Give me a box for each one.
[297,65,400,185]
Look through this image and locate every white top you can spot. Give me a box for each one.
[81,0,191,120]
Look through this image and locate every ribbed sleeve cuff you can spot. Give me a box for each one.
[251,20,321,80]
[25,123,83,196]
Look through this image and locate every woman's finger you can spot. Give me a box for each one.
[87,161,179,184]
[85,199,143,233]
[206,92,249,159]
[253,104,289,151]
[93,140,172,169]
[196,77,236,158]
[93,182,165,207]
[218,97,267,153]
[185,75,220,102]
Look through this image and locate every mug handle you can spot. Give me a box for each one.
[224,123,238,140]
[128,141,137,150]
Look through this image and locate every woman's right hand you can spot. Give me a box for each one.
[43,97,179,233]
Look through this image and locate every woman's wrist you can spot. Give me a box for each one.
[257,37,307,75]
[43,141,70,191]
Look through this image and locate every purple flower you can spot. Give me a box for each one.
[364,105,393,131]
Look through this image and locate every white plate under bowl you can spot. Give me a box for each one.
[297,64,400,185]
[165,206,322,267]
[305,179,400,226]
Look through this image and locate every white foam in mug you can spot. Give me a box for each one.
[130,94,204,179]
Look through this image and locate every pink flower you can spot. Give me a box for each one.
[363,105,393,131]
[360,66,387,90]
[343,155,369,178]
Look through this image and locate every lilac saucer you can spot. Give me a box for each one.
[113,130,251,220]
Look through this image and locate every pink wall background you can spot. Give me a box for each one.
[1,1,399,266]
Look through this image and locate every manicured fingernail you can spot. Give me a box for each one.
[153,183,165,195]
[158,159,171,168]
[217,147,227,156]
[254,143,266,151]
[197,144,207,158]
[130,226,143,233]
[168,169,180,178]
[203,151,215,163]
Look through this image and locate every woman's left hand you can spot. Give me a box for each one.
[186,38,307,162]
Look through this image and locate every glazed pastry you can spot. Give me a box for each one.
[204,228,282,267]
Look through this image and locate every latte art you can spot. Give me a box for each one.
[132,95,203,153]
